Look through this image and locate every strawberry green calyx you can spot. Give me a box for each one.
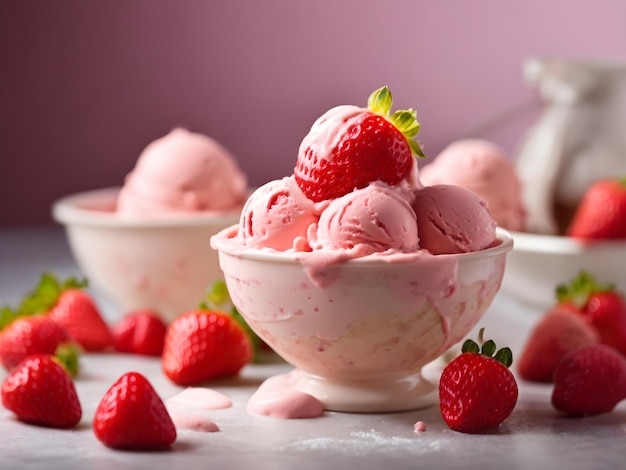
[556,271,614,308]
[55,342,80,377]
[203,281,263,360]
[19,272,87,317]
[462,328,513,368]
[367,86,426,158]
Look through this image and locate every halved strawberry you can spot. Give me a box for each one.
[294,86,425,202]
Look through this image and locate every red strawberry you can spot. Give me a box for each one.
[552,344,626,416]
[162,309,253,386]
[112,309,167,357]
[567,176,626,240]
[48,289,113,352]
[1,354,82,428]
[0,314,79,376]
[16,272,113,352]
[294,86,425,202]
[439,329,518,433]
[517,307,599,382]
[93,372,176,450]
[556,271,626,355]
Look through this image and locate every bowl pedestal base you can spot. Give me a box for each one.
[294,368,439,413]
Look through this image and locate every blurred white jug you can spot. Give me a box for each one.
[516,57,626,235]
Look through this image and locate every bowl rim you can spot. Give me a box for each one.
[212,227,514,266]
[508,230,626,254]
[51,187,243,228]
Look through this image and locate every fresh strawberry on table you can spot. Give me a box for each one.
[93,371,176,450]
[294,86,426,202]
[112,309,167,357]
[19,272,114,352]
[439,329,518,433]
[162,307,253,386]
[1,354,82,428]
[0,313,79,376]
[552,344,626,416]
[567,176,626,241]
[556,271,626,355]
[517,306,599,383]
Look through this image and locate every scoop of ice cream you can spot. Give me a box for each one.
[117,128,247,215]
[308,182,419,256]
[420,139,526,231]
[412,184,497,255]
[239,176,318,251]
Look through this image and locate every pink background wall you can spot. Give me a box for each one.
[1,0,625,226]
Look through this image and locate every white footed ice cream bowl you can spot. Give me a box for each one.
[212,227,513,413]
[52,187,243,323]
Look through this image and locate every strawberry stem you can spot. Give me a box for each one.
[461,328,513,368]
[367,86,426,158]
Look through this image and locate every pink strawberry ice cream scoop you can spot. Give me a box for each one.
[420,139,526,231]
[412,184,497,255]
[239,176,319,251]
[308,182,419,256]
[117,128,248,215]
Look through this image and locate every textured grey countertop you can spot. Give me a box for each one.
[1,227,625,469]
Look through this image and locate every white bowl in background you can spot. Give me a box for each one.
[501,230,626,311]
[52,187,242,323]
[212,227,513,412]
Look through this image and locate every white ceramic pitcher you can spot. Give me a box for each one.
[516,57,626,235]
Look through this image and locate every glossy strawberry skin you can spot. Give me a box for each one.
[162,310,253,386]
[517,307,599,383]
[0,315,71,371]
[93,372,176,450]
[582,292,626,355]
[47,289,114,352]
[552,344,626,416]
[112,309,167,357]
[294,111,412,202]
[439,353,518,433]
[567,178,626,240]
[1,354,82,428]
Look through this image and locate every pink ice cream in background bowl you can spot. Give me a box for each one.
[211,88,513,412]
[52,128,249,324]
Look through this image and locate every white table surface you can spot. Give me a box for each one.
[1,227,625,469]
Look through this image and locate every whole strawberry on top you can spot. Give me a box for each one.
[2,354,82,428]
[567,176,626,241]
[556,271,626,355]
[162,306,253,386]
[439,329,518,433]
[18,273,113,352]
[294,86,425,202]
